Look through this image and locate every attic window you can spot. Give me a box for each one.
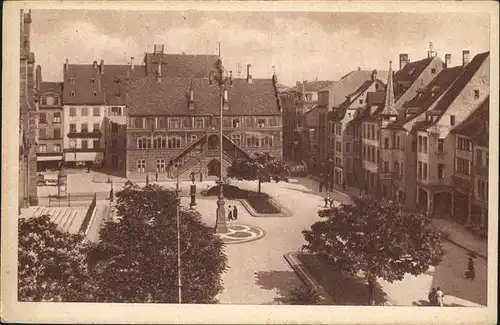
[115,92,122,97]
[70,91,75,96]
[91,78,96,83]
[93,91,97,96]
[69,77,75,84]
[359,99,363,104]
[431,68,436,74]
[474,90,479,99]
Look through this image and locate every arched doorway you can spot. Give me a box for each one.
[433,192,451,217]
[417,188,428,213]
[207,159,220,177]
[208,135,219,149]
[453,191,468,224]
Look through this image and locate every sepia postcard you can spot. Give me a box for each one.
[2,1,498,324]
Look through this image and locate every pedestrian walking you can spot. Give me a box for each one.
[342,180,346,191]
[435,287,444,306]
[428,288,437,306]
[155,171,158,181]
[319,182,323,192]
[199,172,203,182]
[465,254,476,280]
[324,193,331,208]
[233,205,238,221]
[329,197,334,208]
[227,205,233,221]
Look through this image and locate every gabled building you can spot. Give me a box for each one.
[34,65,64,171]
[125,60,283,180]
[413,51,489,216]
[19,9,38,209]
[450,97,489,227]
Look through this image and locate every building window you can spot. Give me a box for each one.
[92,123,99,132]
[418,161,422,180]
[81,140,88,149]
[232,118,241,128]
[190,135,198,143]
[231,133,241,146]
[91,78,95,83]
[53,128,61,139]
[81,107,88,116]
[153,136,166,149]
[93,140,100,149]
[423,137,427,153]
[53,144,61,152]
[194,118,204,129]
[53,97,59,105]
[438,139,444,153]
[70,91,75,96]
[111,140,117,148]
[69,107,76,116]
[262,136,273,148]
[450,115,455,126]
[456,157,471,175]
[93,107,100,116]
[346,143,351,153]
[111,122,118,133]
[477,179,488,200]
[257,118,266,128]
[137,159,146,173]
[110,106,122,116]
[183,117,193,128]
[431,68,436,74]
[156,159,166,173]
[41,97,48,105]
[474,89,480,99]
[438,164,444,179]
[457,137,472,151]
[38,144,47,152]
[168,136,182,149]
[336,141,341,152]
[53,112,61,123]
[38,113,47,124]
[394,162,399,176]
[145,117,156,131]
[39,128,46,138]
[246,135,260,147]
[384,161,389,172]
[81,123,88,133]
[92,90,97,96]
[69,123,77,132]
[69,77,75,84]
[157,117,166,129]
[384,138,389,149]
[170,118,180,129]
[396,136,400,149]
[137,137,151,149]
[134,118,143,129]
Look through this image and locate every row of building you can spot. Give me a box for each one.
[19,10,284,211]
[280,46,490,227]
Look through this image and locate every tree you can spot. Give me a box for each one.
[301,195,446,305]
[88,181,228,303]
[18,215,96,302]
[227,152,290,194]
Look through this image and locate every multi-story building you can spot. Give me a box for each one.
[35,65,64,171]
[328,71,386,187]
[318,69,389,180]
[125,58,283,179]
[360,53,445,198]
[19,9,38,209]
[450,97,489,227]
[281,80,332,163]
[413,51,489,216]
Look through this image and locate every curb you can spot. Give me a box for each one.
[445,238,487,260]
[238,198,291,218]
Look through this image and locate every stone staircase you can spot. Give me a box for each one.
[20,205,88,235]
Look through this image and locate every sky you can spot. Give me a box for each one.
[30,10,490,87]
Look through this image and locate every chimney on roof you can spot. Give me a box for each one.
[100,60,104,74]
[64,59,68,72]
[444,54,451,68]
[427,42,436,58]
[130,56,135,70]
[246,64,252,84]
[299,82,305,100]
[462,50,471,66]
[399,54,409,70]
[93,61,98,68]
[153,44,164,54]
[36,65,42,90]
[156,62,162,83]
[371,69,377,81]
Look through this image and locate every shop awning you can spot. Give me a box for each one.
[64,152,104,162]
[37,154,63,162]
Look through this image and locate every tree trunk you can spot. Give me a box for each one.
[258,179,262,195]
[368,276,376,306]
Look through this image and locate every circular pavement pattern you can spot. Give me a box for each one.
[215,224,266,244]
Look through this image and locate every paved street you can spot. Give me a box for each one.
[50,172,487,306]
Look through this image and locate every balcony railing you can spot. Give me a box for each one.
[67,131,102,138]
[63,148,105,153]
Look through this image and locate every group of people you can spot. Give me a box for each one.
[428,287,445,306]
[227,205,238,222]
[323,193,335,209]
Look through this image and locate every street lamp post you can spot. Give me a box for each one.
[211,47,229,234]
[175,162,182,303]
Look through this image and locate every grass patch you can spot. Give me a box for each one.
[205,184,280,214]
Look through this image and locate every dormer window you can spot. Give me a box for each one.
[474,89,479,99]
[91,78,96,83]
[359,99,363,104]
[70,91,75,96]
[431,68,436,74]
[69,77,75,84]
[115,92,121,97]
[93,91,97,96]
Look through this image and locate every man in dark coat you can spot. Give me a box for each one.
[227,205,233,221]
[233,205,238,221]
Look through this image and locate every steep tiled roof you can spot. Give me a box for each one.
[331,79,377,121]
[431,52,489,117]
[286,80,334,93]
[388,66,463,127]
[63,64,106,105]
[100,65,146,105]
[39,81,63,94]
[394,57,434,83]
[127,77,280,116]
[144,53,217,78]
[451,96,489,138]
